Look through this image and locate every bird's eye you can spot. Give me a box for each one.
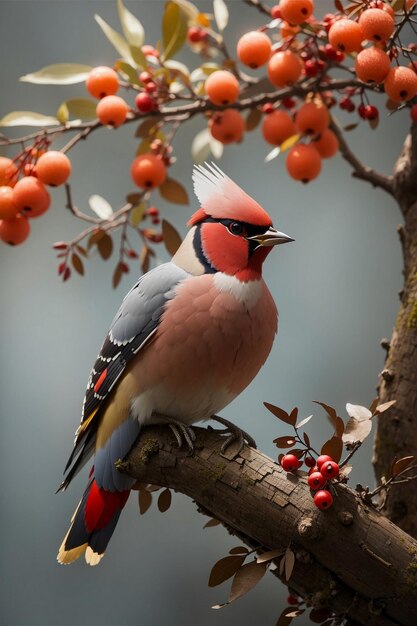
[228,221,245,236]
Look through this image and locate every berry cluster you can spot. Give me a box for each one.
[0,146,71,246]
[280,453,340,510]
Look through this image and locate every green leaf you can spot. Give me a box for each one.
[117,0,145,47]
[174,0,199,20]
[56,99,97,124]
[20,63,92,85]
[0,111,59,127]
[161,2,188,62]
[115,60,140,85]
[129,46,148,69]
[162,219,183,256]
[213,0,229,31]
[95,14,135,65]
[129,203,146,226]
[159,178,189,205]
[89,195,113,220]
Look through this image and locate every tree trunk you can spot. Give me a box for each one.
[122,425,417,626]
[373,125,417,537]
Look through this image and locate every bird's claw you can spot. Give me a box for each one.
[166,419,196,454]
[210,415,256,454]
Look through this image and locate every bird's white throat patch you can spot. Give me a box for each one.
[213,273,262,309]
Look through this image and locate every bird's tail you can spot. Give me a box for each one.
[57,477,130,566]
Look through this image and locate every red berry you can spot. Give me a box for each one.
[282,97,296,109]
[313,490,334,510]
[304,59,319,77]
[308,471,326,490]
[142,45,159,57]
[287,594,299,605]
[145,81,157,94]
[320,461,340,479]
[139,71,153,84]
[135,92,154,113]
[364,104,379,120]
[358,103,367,118]
[147,206,159,217]
[270,5,281,19]
[262,103,274,114]
[281,454,301,472]
[316,455,333,469]
[308,465,319,475]
[304,456,316,468]
[188,26,206,43]
[411,104,417,123]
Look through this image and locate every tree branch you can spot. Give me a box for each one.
[122,426,417,626]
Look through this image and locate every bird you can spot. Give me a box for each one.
[57,162,293,566]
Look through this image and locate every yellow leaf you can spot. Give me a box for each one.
[161,2,188,62]
[20,63,92,85]
[280,134,300,152]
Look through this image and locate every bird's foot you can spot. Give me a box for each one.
[209,415,256,454]
[156,416,196,454]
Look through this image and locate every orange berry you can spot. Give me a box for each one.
[0,156,17,187]
[286,144,321,183]
[96,95,129,127]
[279,0,314,25]
[262,110,296,146]
[384,66,417,102]
[267,50,302,87]
[328,19,364,53]
[209,109,245,144]
[13,176,50,218]
[295,101,330,135]
[312,128,339,158]
[0,214,30,245]
[131,154,167,189]
[86,66,119,99]
[369,2,395,18]
[205,71,240,105]
[36,151,71,186]
[355,46,391,83]
[359,8,395,42]
[236,31,272,69]
[0,186,19,219]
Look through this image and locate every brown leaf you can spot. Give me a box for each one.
[228,560,267,603]
[71,252,84,276]
[138,489,152,514]
[369,397,379,414]
[204,517,220,528]
[309,608,332,623]
[344,123,358,132]
[334,0,344,13]
[63,267,71,282]
[257,548,282,564]
[112,262,123,289]
[375,400,396,414]
[303,431,311,447]
[314,401,344,437]
[264,402,296,426]
[208,554,246,587]
[392,456,414,478]
[273,436,297,449]
[276,607,295,626]
[342,418,372,445]
[140,245,150,274]
[368,116,379,130]
[157,488,172,512]
[87,228,106,249]
[229,546,249,555]
[245,107,262,131]
[321,436,343,463]
[76,244,87,257]
[284,547,295,581]
[126,192,143,204]
[159,177,189,205]
[97,233,113,260]
[135,116,162,138]
[287,448,305,459]
[162,219,182,256]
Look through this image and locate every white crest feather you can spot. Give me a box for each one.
[192,162,229,206]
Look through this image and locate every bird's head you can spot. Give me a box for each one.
[173,163,293,281]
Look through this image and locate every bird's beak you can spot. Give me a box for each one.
[247,227,295,247]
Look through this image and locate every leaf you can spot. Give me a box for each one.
[280,134,300,152]
[392,456,414,477]
[97,233,113,260]
[257,548,282,564]
[344,123,358,132]
[115,60,140,85]
[209,137,223,159]
[314,400,344,437]
[71,252,84,276]
[174,0,200,20]
[89,195,114,220]
[276,607,295,626]
[117,0,145,47]
[20,63,92,85]
[140,245,151,274]
[208,554,246,587]
[229,546,249,555]
[161,2,188,62]
[369,116,379,130]
[95,14,134,65]
[157,488,172,512]
[112,262,123,289]
[229,560,267,603]
[138,489,152,514]
[295,415,313,430]
[192,128,212,163]
[265,146,281,162]
[391,0,405,11]
[162,219,182,256]
[375,400,396,414]
[0,111,59,127]
[321,436,343,463]
[204,517,221,528]
[56,98,97,124]
[159,178,189,205]
[135,117,162,138]
[264,402,297,426]
[273,436,297,449]
[130,203,146,226]
[334,0,345,12]
[129,46,148,70]
[213,0,229,31]
[284,547,295,581]
[88,229,106,249]
[342,417,372,445]
[346,403,372,421]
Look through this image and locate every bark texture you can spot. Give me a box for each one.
[373,125,417,537]
[122,426,417,626]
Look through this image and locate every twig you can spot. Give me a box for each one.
[244,0,271,17]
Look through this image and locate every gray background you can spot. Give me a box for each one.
[0,1,406,625]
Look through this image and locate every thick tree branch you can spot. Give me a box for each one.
[330,120,395,197]
[122,426,417,626]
